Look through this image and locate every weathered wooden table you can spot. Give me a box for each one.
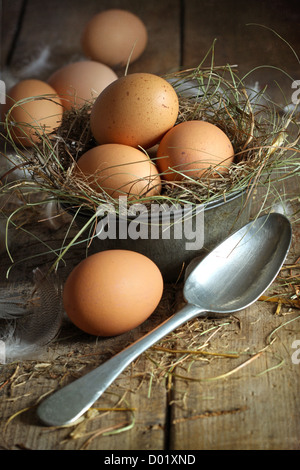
[0,0,299,451]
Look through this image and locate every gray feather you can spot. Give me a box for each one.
[0,268,65,363]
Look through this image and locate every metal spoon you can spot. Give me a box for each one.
[37,212,292,427]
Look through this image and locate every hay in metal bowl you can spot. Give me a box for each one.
[1,61,299,273]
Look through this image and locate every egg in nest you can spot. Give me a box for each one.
[4,79,63,147]
[75,143,161,198]
[48,60,118,111]
[90,73,179,149]
[156,120,235,180]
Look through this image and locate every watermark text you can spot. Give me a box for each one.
[95,196,205,250]
[291,80,300,105]
[291,339,300,364]
[0,80,6,104]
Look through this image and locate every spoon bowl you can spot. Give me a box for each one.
[185,212,292,313]
[37,212,292,427]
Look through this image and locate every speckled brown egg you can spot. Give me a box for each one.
[156,120,234,180]
[4,79,63,147]
[81,9,148,68]
[47,60,118,110]
[74,143,161,198]
[90,73,179,149]
[63,250,164,337]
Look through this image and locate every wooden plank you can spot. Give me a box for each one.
[0,303,172,450]
[4,0,181,79]
[168,184,300,448]
[171,0,300,448]
[182,0,300,104]
[1,0,25,68]
[168,296,300,450]
[0,0,182,450]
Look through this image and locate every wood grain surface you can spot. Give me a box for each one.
[0,0,299,451]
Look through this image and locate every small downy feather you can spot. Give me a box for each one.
[271,199,294,219]
[0,267,65,364]
[1,45,52,90]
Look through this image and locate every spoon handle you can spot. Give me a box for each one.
[37,303,203,427]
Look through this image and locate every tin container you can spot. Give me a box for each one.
[71,188,252,282]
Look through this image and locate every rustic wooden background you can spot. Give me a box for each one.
[0,0,299,451]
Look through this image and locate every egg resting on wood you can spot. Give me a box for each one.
[81,9,148,68]
[63,250,164,337]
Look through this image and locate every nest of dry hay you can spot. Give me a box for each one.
[0,62,299,280]
[2,63,299,217]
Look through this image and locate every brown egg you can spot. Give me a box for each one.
[81,9,148,68]
[156,120,234,181]
[63,250,164,337]
[75,143,161,198]
[4,79,63,147]
[90,73,179,149]
[47,60,118,110]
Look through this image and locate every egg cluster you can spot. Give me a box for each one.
[74,69,234,198]
[3,8,235,197]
